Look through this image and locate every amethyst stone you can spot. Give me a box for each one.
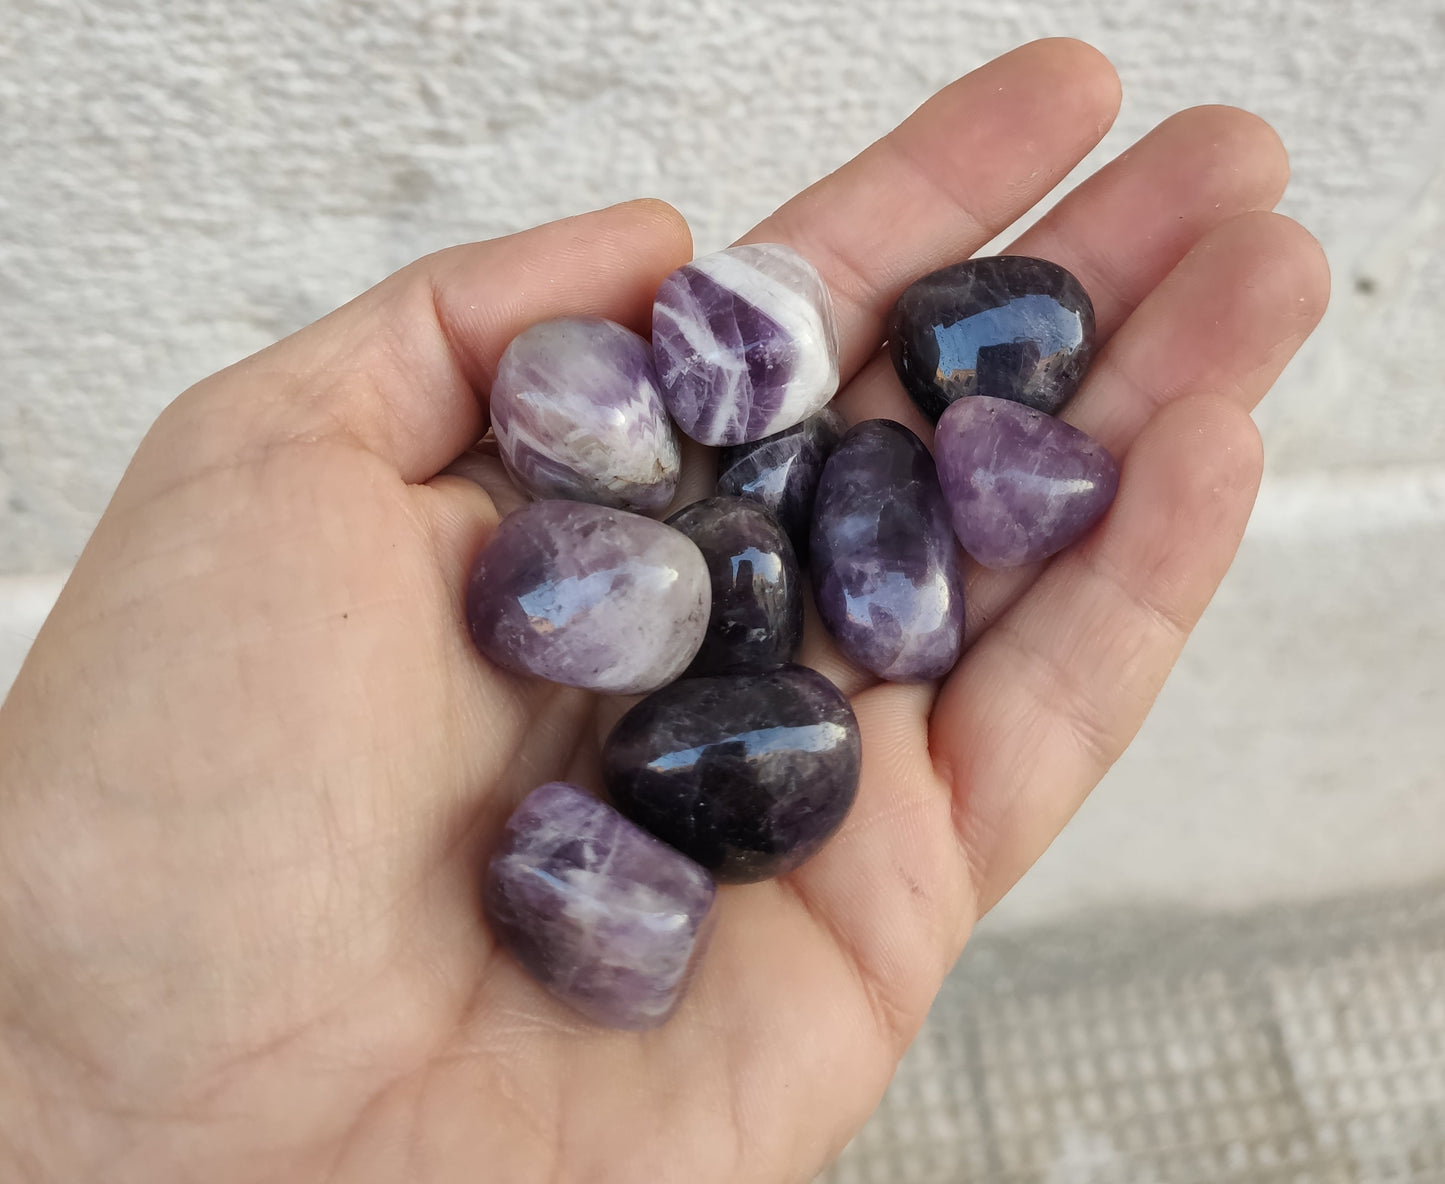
[490,317,680,514]
[602,666,861,882]
[811,420,965,681]
[889,255,1095,421]
[934,396,1120,568]
[714,404,845,561]
[652,243,840,446]
[466,500,710,694]
[667,497,803,676]
[483,782,716,1029]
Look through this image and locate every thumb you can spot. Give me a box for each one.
[119,199,694,505]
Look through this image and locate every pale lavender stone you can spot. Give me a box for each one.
[466,500,710,694]
[490,317,680,514]
[652,243,840,446]
[483,782,716,1029]
[811,420,965,681]
[714,404,845,561]
[934,396,1119,569]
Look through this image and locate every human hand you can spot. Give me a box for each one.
[0,39,1327,1184]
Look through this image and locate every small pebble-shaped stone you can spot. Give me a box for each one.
[467,500,710,694]
[811,420,965,681]
[652,243,840,446]
[602,666,861,882]
[890,255,1095,421]
[490,317,680,514]
[667,497,804,675]
[483,782,716,1030]
[934,396,1119,568]
[714,404,845,561]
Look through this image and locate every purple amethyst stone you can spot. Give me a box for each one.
[934,396,1119,568]
[714,404,845,561]
[890,255,1095,421]
[652,243,840,446]
[490,316,680,514]
[466,500,710,694]
[811,420,965,681]
[483,782,717,1029]
[601,666,860,882]
[666,497,803,676]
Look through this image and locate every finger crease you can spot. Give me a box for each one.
[778,877,916,1060]
[989,616,1122,777]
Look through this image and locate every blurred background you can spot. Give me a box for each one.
[2,1,1442,1179]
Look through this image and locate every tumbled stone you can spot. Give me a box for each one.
[483,781,716,1029]
[466,500,710,694]
[934,396,1119,569]
[652,243,840,446]
[667,497,803,676]
[602,666,861,882]
[714,404,845,561]
[811,419,965,681]
[490,316,680,514]
[889,255,1095,421]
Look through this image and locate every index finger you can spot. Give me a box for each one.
[739,38,1122,376]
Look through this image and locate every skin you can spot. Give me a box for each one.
[0,39,1327,1184]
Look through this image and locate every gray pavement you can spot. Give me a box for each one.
[825,883,1445,1183]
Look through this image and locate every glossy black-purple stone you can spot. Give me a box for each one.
[714,405,845,561]
[889,255,1095,421]
[601,666,861,882]
[810,419,965,681]
[667,497,804,676]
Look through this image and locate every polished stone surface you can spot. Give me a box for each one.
[490,316,680,514]
[483,781,716,1029]
[811,420,965,681]
[934,396,1119,568]
[602,665,861,882]
[466,500,710,694]
[652,243,840,446]
[714,404,845,560]
[889,255,1095,421]
[667,496,803,675]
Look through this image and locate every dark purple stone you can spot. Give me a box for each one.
[889,255,1095,421]
[667,497,803,676]
[466,500,710,695]
[811,419,965,681]
[601,666,861,882]
[483,782,716,1029]
[934,396,1119,568]
[714,404,845,561]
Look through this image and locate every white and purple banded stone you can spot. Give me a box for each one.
[490,317,681,514]
[483,782,716,1029]
[466,500,710,694]
[652,243,840,446]
[811,420,966,681]
[934,396,1119,568]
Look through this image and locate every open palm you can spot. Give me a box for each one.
[0,40,1328,1184]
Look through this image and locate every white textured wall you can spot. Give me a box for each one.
[3,0,1443,917]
